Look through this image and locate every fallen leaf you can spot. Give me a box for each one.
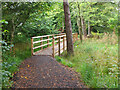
[27,65,30,67]
[25,77,28,79]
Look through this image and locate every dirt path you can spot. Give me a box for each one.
[12,56,86,88]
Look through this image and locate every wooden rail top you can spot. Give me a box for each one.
[32,35,52,39]
[54,35,66,39]
[33,38,53,44]
[32,33,66,39]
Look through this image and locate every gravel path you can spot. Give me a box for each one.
[12,56,86,88]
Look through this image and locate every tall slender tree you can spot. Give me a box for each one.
[81,16,87,38]
[88,20,91,36]
[77,2,82,42]
[63,0,74,55]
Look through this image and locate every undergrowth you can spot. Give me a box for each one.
[2,40,31,88]
[55,56,74,68]
[56,33,118,88]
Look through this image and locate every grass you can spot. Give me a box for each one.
[55,56,74,68]
[55,33,118,88]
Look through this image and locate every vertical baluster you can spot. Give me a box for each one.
[52,35,55,58]
[41,37,43,50]
[58,37,61,56]
[63,36,65,51]
[47,36,49,47]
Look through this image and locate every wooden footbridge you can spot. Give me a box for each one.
[31,33,78,58]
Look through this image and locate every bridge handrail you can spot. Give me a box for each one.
[31,33,78,57]
[32,33,66,39]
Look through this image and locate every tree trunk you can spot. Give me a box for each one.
[11,18,15,44]
[81,16,87,38]
[63,0,74,55]
[88,20,91,36]
[77,2,82,42]
[62,20,64,32]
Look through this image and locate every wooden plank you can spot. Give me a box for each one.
[55,40,58,43]
[33,42,52,49]
[58,37,60,56]
[55,50,59,54]
[60,39,63,42]
[41,37,43,50]
[54,35,66,39]
[60,48,64,51]
[32,33,65,39]
[32,34,52,39]
[52,35,55,58]
[33,38,52,44]
[63,36,65,51]
[47,36,49,47]
[54,33,65,36]
[31,38,33,56]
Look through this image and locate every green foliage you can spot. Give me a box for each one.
[1,70,13,88]
[55,56,74,68]
[14,34,29,43]
[1,41,14,88]
[2,40,31,88]
[70,2,118,33]
[91,31,104,38]
[61,33,118,88]
[22,2,64,37]
[2,2,54,42]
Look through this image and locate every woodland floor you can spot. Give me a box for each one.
[12,55,87,88]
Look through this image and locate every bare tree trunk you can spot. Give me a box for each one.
[81,16,84,35]
[77,18,82,42]
[62,20,64,32]
[63,0,74,55]
[88,20,91,36]
[81,16,87,38]
[77,2,82,42]
[11,18,15,44]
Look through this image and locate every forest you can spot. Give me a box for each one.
[1,0,119,88]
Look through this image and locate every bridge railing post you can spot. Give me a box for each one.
[47,36,49,47]
[63,36,65,51]
[52,35,55,58]
[41,37,43,50]
[31,37,33,56]
[58,37,61,56]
